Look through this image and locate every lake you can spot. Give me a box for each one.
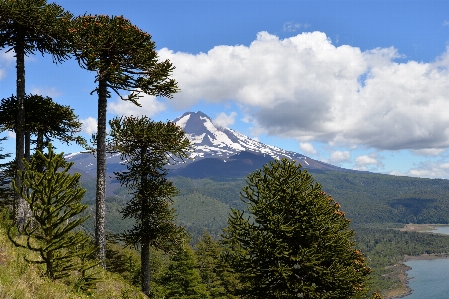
[401,226,449,299]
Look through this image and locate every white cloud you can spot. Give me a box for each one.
[7,131,15,139]
[390,161,449,179]
[108,94,166,117]
[213,112,237,128]
[411,148,447,156]
[355,155,378,166]
[354,153,384,171]
[328,150,350,164]
[299,142,317,155]
[283,22,310,32]
[157,31,449,151]
[29,86,62,98]
[80,117,97,135]
[444,20,449,26]
[0,50,14,80]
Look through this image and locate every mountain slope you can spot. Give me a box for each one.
[65,111,350,181]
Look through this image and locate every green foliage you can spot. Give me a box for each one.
[222,159,372,299]
[0,0,72,59]
[7,146,99,280]
[70,14,178,104]
[109,115,192,296]
[161,240,210,299]
[174,192,231,243]
[109,115,192,251]
[0,136,12,204]
[355,226,449,294]
[195,232,240,299]
[0,94,85,152]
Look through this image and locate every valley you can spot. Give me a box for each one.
[68,111,449,297]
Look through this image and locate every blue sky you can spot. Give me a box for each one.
[1,0,449,178]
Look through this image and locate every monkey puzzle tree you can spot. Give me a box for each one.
[222,158,373,299]
[0,94,84,158]
[0,0,72,226]
[70,15,178,263]
[0,136,12,205]
[109,115,191,297]
[7,145,97,280]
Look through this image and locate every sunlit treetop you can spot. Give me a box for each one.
[0,0,72,62]
[70,14,179,105]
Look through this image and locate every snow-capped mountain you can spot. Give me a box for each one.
[173,111,343,171]
[64,111,346,181]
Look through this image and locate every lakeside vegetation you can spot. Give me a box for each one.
[76,170,449,297]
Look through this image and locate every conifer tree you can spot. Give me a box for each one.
[195,232,239,299]
[222,158,373,299]
[0,0,72,227]
[70,15,179,263]
[0,136,12,204]
[109,115,191,297]
[162,241,210,299]
[0,94,84,157]
[8,145,98,280]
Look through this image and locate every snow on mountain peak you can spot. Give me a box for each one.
[174,111,306,162]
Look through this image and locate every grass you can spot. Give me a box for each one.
[0,213,146,299]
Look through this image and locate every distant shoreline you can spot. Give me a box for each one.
[384,224,449,299]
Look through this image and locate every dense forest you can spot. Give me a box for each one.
[76,170,449,296]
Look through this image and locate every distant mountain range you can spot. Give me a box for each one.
[65,111,351,182]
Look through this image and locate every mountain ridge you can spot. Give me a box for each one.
[65,111,355,181]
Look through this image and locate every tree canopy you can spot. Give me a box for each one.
[109,115,192,296]
[222,158,373,299]
[69,14,179,263]
[0,94,84,154]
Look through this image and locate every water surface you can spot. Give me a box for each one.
[402,259,449,299]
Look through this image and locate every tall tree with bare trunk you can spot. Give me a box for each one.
[70,15,178,265]
[0,0,72,227]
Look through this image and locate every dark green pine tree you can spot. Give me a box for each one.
[0,136,12,205]
[109,115,192,297]
[7,145,98,280]
[0,94,84,158]
[162,241,210,299]
[70,15,179,263]
[195,232,240,299]
[221,158,373,299]
[0,0,72,227]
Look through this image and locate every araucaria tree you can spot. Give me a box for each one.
[0,0,72,227]
[222,158,372,299]
[70,14,179,263]
[0,94,84,158]
[109,115,191,297]
[8,146,97,280]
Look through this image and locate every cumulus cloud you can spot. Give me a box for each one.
[406,161,449,179]
[157,31,449,151]
[354,153,384,171]
[328,150,351,164]
[7,131,15,139]
[108,94,166,117]
[29,86,62,98]
[213,111,237,128]
[80,117,97,135]
[299,142,317,155]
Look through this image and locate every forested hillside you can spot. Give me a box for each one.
[77,170,449,297]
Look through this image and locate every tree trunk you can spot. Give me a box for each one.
[95,77,107,267]
[14,32,27,228]
[141,236,151,297]
[140,147,150,297]
[24,131,31,161]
